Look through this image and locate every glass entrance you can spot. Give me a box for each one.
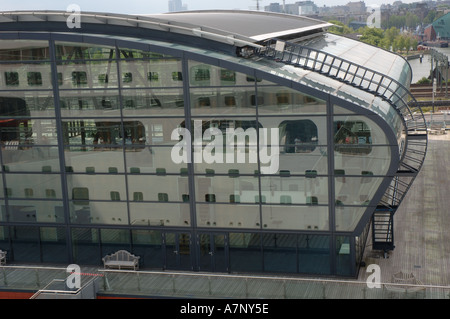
[164,232,192,270]
[198,233,228,272]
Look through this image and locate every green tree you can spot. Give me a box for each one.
[327,20,353,35]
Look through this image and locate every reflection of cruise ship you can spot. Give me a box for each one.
[0,10,426,279]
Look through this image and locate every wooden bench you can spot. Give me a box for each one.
[0,250,6,265]
[102,250,140,270]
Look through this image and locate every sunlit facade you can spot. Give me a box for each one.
[0,10,426,277]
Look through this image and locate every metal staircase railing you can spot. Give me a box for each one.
[255,38,428,253]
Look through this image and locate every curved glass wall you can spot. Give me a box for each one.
[0,36,400,277]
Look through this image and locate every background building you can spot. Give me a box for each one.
[0,10,426,277]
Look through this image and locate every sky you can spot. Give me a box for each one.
[0,0,421,14]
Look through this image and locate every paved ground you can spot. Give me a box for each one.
[359,132,450,287]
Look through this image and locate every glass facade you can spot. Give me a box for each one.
[0,35,400,277]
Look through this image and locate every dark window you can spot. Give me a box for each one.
[27,72,42,86]
[334,120,372,155]
[72,71,87,86]
[5,72,19,86]
[279,120,318,153]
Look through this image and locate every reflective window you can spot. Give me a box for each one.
[335,176,384,206]
[129,202,190,227]
[119,59,182,88]
[334,115,389,145]
[4,174,62,199]
[59,91,121,117]
[0,40,50,61]
[121,88,185,116]
[196,204,260,228]
[128,175,189,202]
[190,87,256,115]
[298,235,330,275]
[1,63,53,90]
[263,234,297,273]
[71,228,100,265]
[260,176,328,205]
[6,200,65,224]
[195,176,259,204]
[257,86,326,115]
[55,42,116,60]
[2,146,60,172]
[261,205,329,231]
[229,233,262,272]
[125,146,187,174]
[57,61,118,89]
[0,92,55,118]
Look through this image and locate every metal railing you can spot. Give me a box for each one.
[2,265,450,299]
[30,277,100,299]
[255,38,427,133]
[98,269,450,299]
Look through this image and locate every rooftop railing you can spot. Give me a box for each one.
[2,265,450,299]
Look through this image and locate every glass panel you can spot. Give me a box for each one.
[64,147,125,173]
[190,87,257,115]
[41,227,68,264]
[127,175,189,202]
[259,116,327,146]
[189,118,260,174]
[121,89,185,116]
[0,40,50,61]
[67,174,126,201]
[129,202,190,227]
[2,146,60,172]
[55,42,116,60]
[195,175,258,204]
[0,119,58,147]
[0,226,9,251]
[4,174,62,199]
[196,204,260,229]
[11,226,40,263]
[334,115,389,145]
[0,63,52,90]
[336,236,352,276]
[100,228,131,256]
[132,230,163,269]
[117,117,184,146]
[261,205,329,231]
[119,59,182,88]
[189,61,253,87]
[72,228,100,265]
[335,206,367,232]
[335,145,391,176]
[57,60,118,89]
[278,151,328,175]
[62,119,123,147]
[260,176,328,205]
[263,233,297,273]
[6,200,64,223]
[118,48,174,59]
[69,201,128,225]
[0,91,55,117]
[335,177,384,206]
[257,86,326,115]
[229,233,262,273]
[59,91,121,117]
[298,234,330,275]
[126,146,187,174]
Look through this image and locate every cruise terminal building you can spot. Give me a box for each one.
[0,10,427,277]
